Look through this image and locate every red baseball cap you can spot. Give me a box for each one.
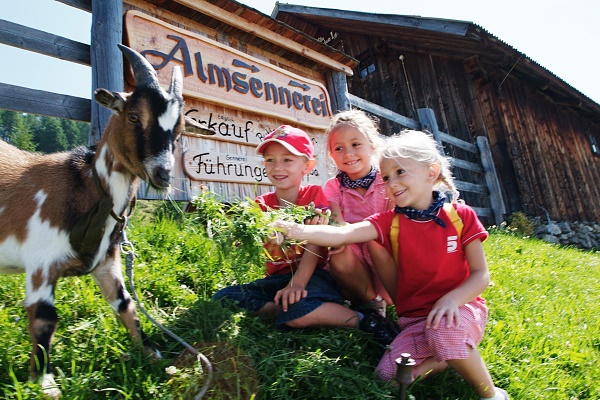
[256,125,314,159]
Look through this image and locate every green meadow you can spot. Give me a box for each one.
[1,200,598,399]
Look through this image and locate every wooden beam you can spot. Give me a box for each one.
[0,19,90,65]
[0,83,91,121]
[90,0,122,145]
[326,70,350,113]
[55,0,92,12]
[172,0,354,76]
[348,93,420,129]
[477,136,507,226]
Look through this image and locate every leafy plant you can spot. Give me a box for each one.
[507,211,536,236]
[189,191,330,267]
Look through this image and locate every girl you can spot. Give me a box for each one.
[324,109,394,315]
[272,130,509,400]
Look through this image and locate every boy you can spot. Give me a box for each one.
[213,125,399,343]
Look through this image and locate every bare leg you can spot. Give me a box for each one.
[329,247,377,303]
[257,301,278,318]
[284,302,359,329]
[413,357,449,380]
[447,347,497,398]
[367,240,395,304]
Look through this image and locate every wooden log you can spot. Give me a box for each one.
[477,136,507,226]
[0,83,91,121]
[90,0,122,145]
[0,19,90,65]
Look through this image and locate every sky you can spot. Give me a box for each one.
[2,0,599,105]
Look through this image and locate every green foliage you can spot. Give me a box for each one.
[189,191,329,269]
[507,211,536,237]
[34,116,68,153]
[0,110,89,152]
[1,200,599,399]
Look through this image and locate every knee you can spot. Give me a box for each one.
[329,254,359,274]
[284,317,308,329]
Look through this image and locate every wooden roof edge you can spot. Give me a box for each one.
[273,3,471,37]
[173,0,357,75]
[469,25,600,111]
[275,3,600,112]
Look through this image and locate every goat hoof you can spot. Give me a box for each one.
[41,373,61,399]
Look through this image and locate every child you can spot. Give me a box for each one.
[272,130,509,399]
[324,109,394,315]
[213,125,399,344]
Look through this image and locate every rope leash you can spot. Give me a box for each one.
[120,216,213,399]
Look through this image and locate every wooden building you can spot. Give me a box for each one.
[273,4,600,223]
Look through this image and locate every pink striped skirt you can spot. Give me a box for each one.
[376,297,488,381]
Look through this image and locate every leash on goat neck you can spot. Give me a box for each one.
[120,216,214,399]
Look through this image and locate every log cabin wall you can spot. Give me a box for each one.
[274,6,600,223]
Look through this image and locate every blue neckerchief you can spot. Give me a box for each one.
[337,166,377,189]
[394,191,447,227]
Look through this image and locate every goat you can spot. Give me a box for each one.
[0,44,212,398]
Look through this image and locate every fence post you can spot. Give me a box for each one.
[477,136,506,226]
[417,108,445,155]
[89,0,123,145]
[327,70,351,112]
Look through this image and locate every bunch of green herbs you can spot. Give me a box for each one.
[190,191,327,267]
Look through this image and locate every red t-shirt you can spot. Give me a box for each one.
[255,185,329,276]
[366,203,488,317]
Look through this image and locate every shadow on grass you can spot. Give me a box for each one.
[149,298,398,399]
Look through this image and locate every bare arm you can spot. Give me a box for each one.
[272,220,379,248]
[426,239,490,329]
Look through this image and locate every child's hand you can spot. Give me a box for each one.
[270,221,304,243]
[274,285,308,312]
[426,295,461,329]
[305,208,331,226]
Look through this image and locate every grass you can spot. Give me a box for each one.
[1,200,599,399]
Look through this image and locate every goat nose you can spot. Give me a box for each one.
[152,167,172,188]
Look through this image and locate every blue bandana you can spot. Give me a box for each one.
[394,191,447,227]
[337,166,377,189]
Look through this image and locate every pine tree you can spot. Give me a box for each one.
[34,116,68,153]
[61,119,89,148]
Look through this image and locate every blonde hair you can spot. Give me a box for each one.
[325,109,385,173]
[377,130,459,201]
[327,109,385,150]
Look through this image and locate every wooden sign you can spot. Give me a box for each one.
[124,10,332,129]
[183,107,270,146]
[180,134,326,186]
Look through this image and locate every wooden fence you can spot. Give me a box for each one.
[0,0,117,143]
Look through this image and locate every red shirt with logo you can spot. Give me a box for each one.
[255,185,329,276]
[366,203,488,317]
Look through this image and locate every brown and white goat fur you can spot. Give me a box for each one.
[0,45,210,398]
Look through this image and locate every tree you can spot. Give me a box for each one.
[0,110,36,151]
[10,115,36,151]
[61,119,89,148]
[34,116,68,153]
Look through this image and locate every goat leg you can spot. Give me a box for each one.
[92,255,160,359]
[25,274,60,399]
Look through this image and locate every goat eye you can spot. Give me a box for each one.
[127,113,139,123]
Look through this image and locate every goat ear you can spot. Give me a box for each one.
[94,89,127,113]
[184,116,216,136]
